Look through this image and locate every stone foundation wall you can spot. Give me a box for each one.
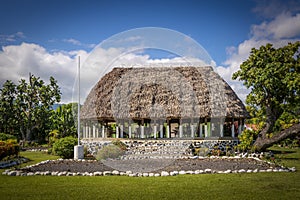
[81,139,239,158]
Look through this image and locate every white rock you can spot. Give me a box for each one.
[253,169,258,173]
[170,171,178,176]
[103,171,112,176]
[224,170,232,174]
[247,170,252,173]
[8,171,17,176]
[142,173,149,177]
[44,171,51,176]
[204,169,212,173]
[66,172,74,176]
[186,170,194,174]
[161,171,169,176]
[266,169,273,172]
[94,171,102,176]
[289,167,296,172]
[259,169,266,172]
[35,171,42,176]
[148,173,154,177]
[120,172,126,176]
[27,172,34,176]
[154,173,160,177]
[179,170,186,175]
[51,172,58,176]
[273,169,278,172]
[128,173,137,177]
[238,169,246,173]
[57,172,65,176]
[126,171,132,175]
[112,170,120,175]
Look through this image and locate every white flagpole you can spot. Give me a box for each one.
[77,56,80,146]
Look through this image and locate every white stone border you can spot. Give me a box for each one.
[2,157,296,177]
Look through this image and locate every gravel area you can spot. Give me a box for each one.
[22,158,277,173]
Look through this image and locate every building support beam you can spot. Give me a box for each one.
[128,123,132,138]
[116,125,119,138]
[204,119,208,138]
[120,123,124,138]
[83,123,86,138]
[238,119,242,135]
[102,125,105,138]
[231,118,235,138]
[92,124,96,138]
[199,122,203,138]
[160,122,163,138]
[191,118,194,138]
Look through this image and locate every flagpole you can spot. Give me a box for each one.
[77,56,80,146]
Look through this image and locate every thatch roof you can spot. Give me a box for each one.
[81,66,249,121]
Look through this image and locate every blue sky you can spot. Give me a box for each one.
[0,0,300,103]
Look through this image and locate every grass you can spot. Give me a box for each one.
[0,147,299,200]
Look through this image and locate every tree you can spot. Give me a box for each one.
[0,74,61,143]
[232,42,300,151]
[0,81,19,136]
[50,103,77,139]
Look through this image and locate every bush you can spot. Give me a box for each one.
[52,136,77,159]
[111,139,127,151]
[95,144,125,161]
[0,139,20,160]
[238,129,258,152]
[0,133,16,141]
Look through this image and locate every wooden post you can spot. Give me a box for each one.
[141,119,145,139]
[160,120,163,138]
[83,123,86,138]
[199,120,203,138]
[220,118,224,137]
[166,119,170,138]
[231,118,235,138]
[190,118,194,138]
[153,119,157,139]
[120,121,124,138]
[128,121,132,138]
[179,119,183,138]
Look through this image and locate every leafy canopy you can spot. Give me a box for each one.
[233,42,300,132]
[233,42,300,109]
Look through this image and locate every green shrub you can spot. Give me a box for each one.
[95,144,125,161]
[0,133,17,141]
[0,139,20,160]
[238,129,258,152]
[111,139,127,151]
[52,136,77,159]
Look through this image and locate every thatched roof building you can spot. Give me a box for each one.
[80,66,249,139]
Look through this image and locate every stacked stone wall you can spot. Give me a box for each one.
[81,139,239,158]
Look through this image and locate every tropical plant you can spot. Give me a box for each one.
[232,42,300,151]
[95,144,125,160]
[50,103,77,139]
[52,136,77,159]
[0,74,61,143]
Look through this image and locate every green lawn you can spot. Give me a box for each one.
[0,147,299,200]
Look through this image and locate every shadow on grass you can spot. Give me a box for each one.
[271,149,296,155]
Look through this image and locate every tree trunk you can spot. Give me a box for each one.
[253,123,300,151]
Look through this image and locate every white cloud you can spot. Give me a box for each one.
[62,38,96,48]
[0,42,87,103]
[251,12,300,39]
[218,4,300,103]
[0,43,210,104]
[0,32,25,44]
